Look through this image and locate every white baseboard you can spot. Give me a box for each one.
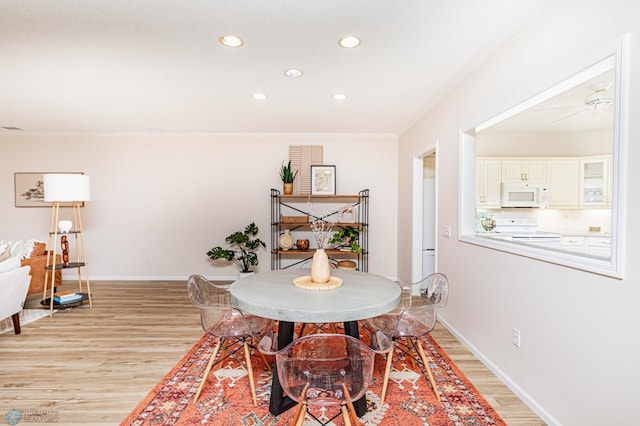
[70,275,238,282]
[438,316,560,426]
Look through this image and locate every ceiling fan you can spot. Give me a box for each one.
[548,81,614,126]
[583,81,614,109]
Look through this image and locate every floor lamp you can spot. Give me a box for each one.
[43,173,92,317]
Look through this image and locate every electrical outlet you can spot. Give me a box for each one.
[512,328,521,348]
[443,226,451,238]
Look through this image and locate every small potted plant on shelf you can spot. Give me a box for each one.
[206,222,266,277]
[329,226,362,253]
[279,160,298,195]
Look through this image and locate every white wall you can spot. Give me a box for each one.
[399,1,640,425]
[1,133,398,280]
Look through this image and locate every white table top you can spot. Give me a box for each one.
[230,268,401,323]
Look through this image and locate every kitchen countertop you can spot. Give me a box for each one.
[539,230,611,238]
[477,230,611,238]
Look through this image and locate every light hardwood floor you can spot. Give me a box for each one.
[0,281,545,425]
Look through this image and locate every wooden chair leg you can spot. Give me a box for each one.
[342,383,359,426]
[215,338,228,369]
[292,402,304,425]
[341,405,353,426]
[299,323,308,337]
[406,337,417,370]
[416,339,440,401]
[295,403,307,426]
[194,338,222,402]
[258,350,272,372]
[293,383,309,425]
[243,340,258,406]
[380,346,394,404]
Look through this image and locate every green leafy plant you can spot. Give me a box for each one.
[279,160,299,183]
[206,222,266,273]
[329,226,362,253]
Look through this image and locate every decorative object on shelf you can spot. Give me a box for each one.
[289,145,323,194]
[53,290,82,304]
[43,173,92,316]
[278,229,294,251]
[279,160,298,195]
[295,239,309,251]
[206,222,266,274]
[311,165,336,195]
[337,205,357,223]
[336,260,357,270]
[61,235,69,267]
[329,226,362,253]
[280,214,309,223]
[58,220,73,233]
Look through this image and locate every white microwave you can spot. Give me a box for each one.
[501,183,549,208]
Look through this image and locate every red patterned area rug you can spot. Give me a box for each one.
[122,332,505,425]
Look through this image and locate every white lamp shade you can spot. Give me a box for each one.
[43,174,91,202]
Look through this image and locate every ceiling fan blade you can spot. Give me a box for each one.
[548,109,589,126]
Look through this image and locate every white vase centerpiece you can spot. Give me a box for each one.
[310,219,334,284]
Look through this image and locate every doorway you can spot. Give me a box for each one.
[422,153,436,278]
[411,147,438,284]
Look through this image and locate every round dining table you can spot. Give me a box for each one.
[230,268,401,417]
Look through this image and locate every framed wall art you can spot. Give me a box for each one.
[14,172,84,208]
[311,165,336,195]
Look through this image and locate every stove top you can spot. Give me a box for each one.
[493,216,561,240]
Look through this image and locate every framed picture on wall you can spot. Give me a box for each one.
[311,165,336,195]
[14,172,84,208]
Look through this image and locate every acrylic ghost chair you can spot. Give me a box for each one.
[187,274,275,405]
[258,331,392,426]
[361,272,449,403]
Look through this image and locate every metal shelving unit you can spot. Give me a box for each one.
[270,188,369,271]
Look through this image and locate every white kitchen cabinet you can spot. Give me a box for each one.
[587,236,611,257]
[561,236,586,253]
[560,235,611,257]
[547,159,580,208]
[476,158,502,207]
[579,156,611,207]
[501,159,547,183]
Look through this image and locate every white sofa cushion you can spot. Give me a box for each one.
[0,256,21,274]
[0,246,9,263]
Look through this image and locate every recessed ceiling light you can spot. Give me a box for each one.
[253,93,268,100]
[1,126,23,130]
[332,93,348,100]
[219,35,244,48]
[338,36,361,49]
[284,68,303,78]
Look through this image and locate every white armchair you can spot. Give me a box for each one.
[0,262,32,335]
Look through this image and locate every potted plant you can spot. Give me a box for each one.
[279,160,298,195]
[206,222,266,276]
[329,226,362,253]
